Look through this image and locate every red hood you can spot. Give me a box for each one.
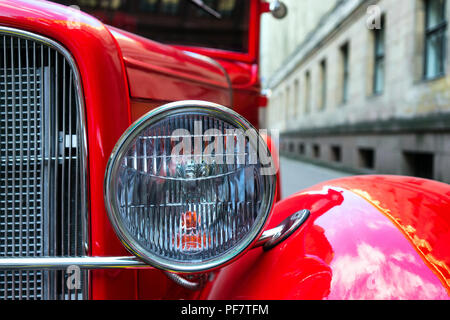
[0,0,231,106]
[107,26,231,104]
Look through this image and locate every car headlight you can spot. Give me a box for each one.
[104,100,276,272]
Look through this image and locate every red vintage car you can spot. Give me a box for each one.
[0,0,449,301]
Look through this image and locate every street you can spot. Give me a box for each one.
[279,157,352,199]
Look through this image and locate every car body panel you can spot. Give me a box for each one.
[109,27,263,128]
[1,0,449,300]
[0,0,265,300]
[109,26,232,107]
[200,175,450,299]
[0,0,137,299]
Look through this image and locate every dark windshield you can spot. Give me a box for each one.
[53,0,250,52]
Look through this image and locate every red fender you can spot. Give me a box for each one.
[260,133,281,203]
[200,175,450,300]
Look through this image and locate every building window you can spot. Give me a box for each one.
[359,148,375,169]
[340,43,350,103]
[373,17,385,94]
[404,151,434,179]
[320,59,327,110]
[286,86,291,121]
[313,144,320,158]
[331,145,342,162]
[289,142,295,153]
[299,143,305,155]
[272,94,277,122]
[294,79,300,117]
[424,0,447,79]
[305,71,311,113]
[277,93,282,113]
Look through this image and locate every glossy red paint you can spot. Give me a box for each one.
[109,26,232,107]
[173,0,265,128]
[113,27,263,128]
[4,0,448,301]
[0,0,139,299]
[216,59,261,128]
[0,0,272,300]
[100,1,270,299]
[134,110,280,301]
[200,176,450,299]
[260,133,281,203]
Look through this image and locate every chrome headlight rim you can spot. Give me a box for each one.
[104,100,276,273]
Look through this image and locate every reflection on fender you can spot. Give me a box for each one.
[201,181,450,300]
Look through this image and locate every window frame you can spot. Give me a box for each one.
[320,59,327,110]
[305,70,311,114]
[373,16,385,95]
[424,0,447,80]
[340,43,350,104]
[285,85,291,121]
[293,79,300,117]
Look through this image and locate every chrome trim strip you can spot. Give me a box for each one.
[0,209,306,293]
[0,257,149,270]
[0,256,207,292]
[0,210,306,271]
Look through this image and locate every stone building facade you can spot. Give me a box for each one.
[260,0,339,82]
[262,0,450,183]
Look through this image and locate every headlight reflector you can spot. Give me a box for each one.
[104,101,276,272]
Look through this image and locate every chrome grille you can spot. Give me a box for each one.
[0,28,88,300]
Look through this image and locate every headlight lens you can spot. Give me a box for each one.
[104,101,276,272]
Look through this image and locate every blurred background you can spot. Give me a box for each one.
[259,0,450,197]
[52,0,450,198]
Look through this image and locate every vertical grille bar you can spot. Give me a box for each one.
[0,27,88,300]
[2,34,8,298]
[32,40,39,299]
